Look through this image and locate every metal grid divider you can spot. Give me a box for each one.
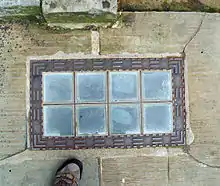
[73,71,77,137]
[139,71,144,135]
[106,71,110,136]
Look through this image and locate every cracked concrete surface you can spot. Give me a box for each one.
[182,13,206,54]
[1,12,220,185]
[185,13,220,168]
[100,12,206,54]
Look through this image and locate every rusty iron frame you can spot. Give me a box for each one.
[29,57,186,150]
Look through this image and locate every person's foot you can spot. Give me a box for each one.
[54,159,83,186]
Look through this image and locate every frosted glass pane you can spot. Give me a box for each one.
[76,72,106,103]
[77,105,106,135]
[110,104,140,134]
[142,71,172,101]
[43,73,73,102]
[43,106,73,136]
[143,103,173,133]
[110,72,139,102]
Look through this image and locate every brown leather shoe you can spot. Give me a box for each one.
[54,159,83,186]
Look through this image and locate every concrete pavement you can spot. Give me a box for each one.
[0,12,220,185]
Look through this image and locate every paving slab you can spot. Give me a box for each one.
[0,148,171,186]
[0,154,99,186]
[169,153,220,186]
[100,12,204,54]
[185,13,220,166]
[0,148,170,186]
[101,156,168,186]
[0,24,91,160]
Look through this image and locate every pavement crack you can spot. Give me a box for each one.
[187,152,220,169]
[182,13,206,56]
[167,147,170,184]
[0,149,26,162]
[184,146,220,169]
[167,154,170,181]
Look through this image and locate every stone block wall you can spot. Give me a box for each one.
[119,0,220,12]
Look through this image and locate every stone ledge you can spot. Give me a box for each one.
[44,12,118,29]
[41,0,118,29]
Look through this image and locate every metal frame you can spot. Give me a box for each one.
[29,57,186,150]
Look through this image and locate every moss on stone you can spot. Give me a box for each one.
[120,3,160,11]
[162,2,191,11]
[28,23,76,34]
[0,6,119,32]
[0,6,45,25]
[44,12,117,24]
[0,6,41,16]
[0,14,45,25]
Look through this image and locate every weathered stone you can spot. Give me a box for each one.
[44,12,118,29]
[0,0,39,7]
[41,0,118,29]
[0,6,42,19]
[42,0,118,14]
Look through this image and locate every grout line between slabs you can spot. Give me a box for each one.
[91,30,100,55]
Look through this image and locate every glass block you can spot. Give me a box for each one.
[110,72,139,102]
[142,71,172,101]
[110,104,140,134]
[43,106,73,136]
[76,72,106,103]
[143,103,173,133]
[43,73,73,102]
[76,105,106,135]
